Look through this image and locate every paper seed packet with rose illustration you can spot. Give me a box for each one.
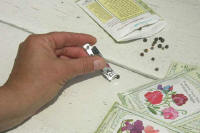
[166,62,200,132]
[118,68,200,133]
[95,102,181,133]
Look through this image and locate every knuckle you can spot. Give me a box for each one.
[25,35,39,46]
[63,48,69,55]
[25,34,50,48]
[19,41,24,48]
[26,34,37,42]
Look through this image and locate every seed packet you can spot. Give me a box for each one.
[76,0,166,42]
[166,62,200,132]
[166,62,198,77]
[96,102,181,133]
[118,69,200,132]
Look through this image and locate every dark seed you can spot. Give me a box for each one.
[150,47,154,50]
[152,43,156,46]
[140,53,144,56]
[154,37,158,42]
[144,49,148,53]
[162,47,165,50]
[165,45,169,49]
[138,27,142,30]
[143,38,147,42]
[151,57,155,61]
[155,68,159,71]
[159,37,165,43]
[158,44,162,48]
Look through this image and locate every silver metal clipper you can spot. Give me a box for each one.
[83,44,120,81]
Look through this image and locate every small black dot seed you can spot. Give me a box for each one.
[152,40,157,45]
[158,44,162,48]
[140,53,144,56]
[144,49,148,53]
[151,57,155,61]
[154,37,158,42]
[143,38,147,42]
[155,68,159,71]
[138,27,142,30]
[162,47,165,50]
[159,37,165,43]
[165,45,169,49]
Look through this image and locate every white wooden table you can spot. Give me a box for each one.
[0,0,200,132]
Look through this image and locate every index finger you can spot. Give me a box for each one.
[47,32,97,49]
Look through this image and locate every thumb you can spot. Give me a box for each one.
[69,56,107,76]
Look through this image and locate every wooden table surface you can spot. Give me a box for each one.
[0,0,200,132]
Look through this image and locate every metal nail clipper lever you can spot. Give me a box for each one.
[83,44,120,81]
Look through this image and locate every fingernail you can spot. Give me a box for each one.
[94,60,105,71]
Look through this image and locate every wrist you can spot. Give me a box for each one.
[0,85,31,132]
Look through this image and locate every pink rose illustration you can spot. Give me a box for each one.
[162,107,179,120]
[144,126,160,133]
[145,91,163,105]
[172,94,188,106]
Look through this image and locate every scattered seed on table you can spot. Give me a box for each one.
[150,47,154,50]
[151,57,155,61]
[162,47,165,50]
[155,67,159,71]
[144,49,148,53]
[140,53,144,56]
[154,37,159,42]
[165,45,169,49]
[152,41,156,46]
[159,37,165,43]
[143,38,147,42]
[158,44,162,48]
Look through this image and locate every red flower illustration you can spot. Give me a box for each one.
[145,91,163,104]
[172,94,188,106]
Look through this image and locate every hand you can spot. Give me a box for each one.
[0,32,106,132]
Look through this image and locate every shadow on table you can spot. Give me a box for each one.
[4,71,101,133]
